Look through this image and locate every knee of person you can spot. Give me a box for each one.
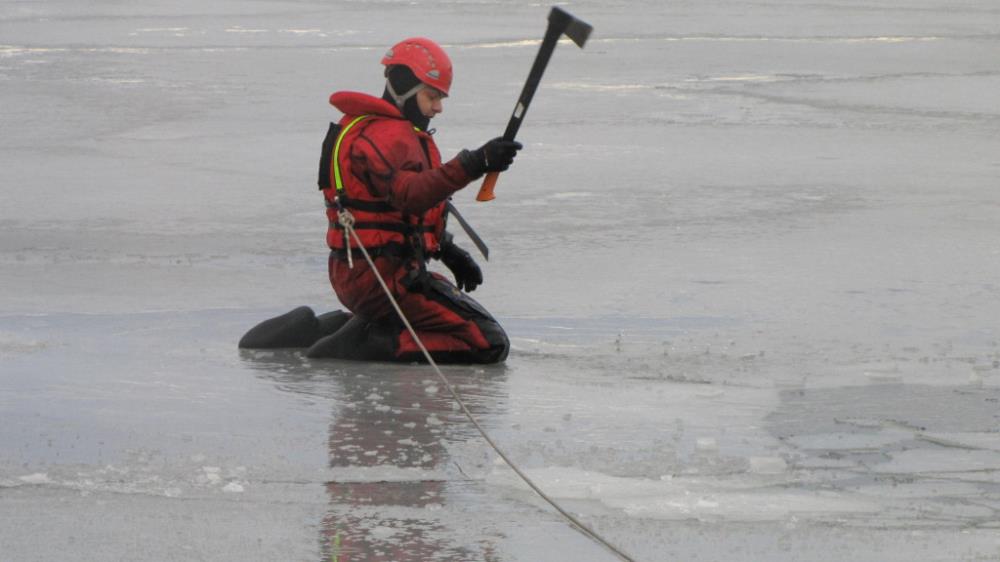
[478,321,510,363]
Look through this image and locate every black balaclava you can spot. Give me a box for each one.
[382,65,430,131]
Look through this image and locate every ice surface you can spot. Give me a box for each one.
[3,0,1000,561]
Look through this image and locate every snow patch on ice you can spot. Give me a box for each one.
[687,75,788,83]
[279,29,326,36]
[225,27,268,34]
[130,28,190,37]
[222,481,245,493]
[864,366,903,383]
[89,77,145,85]
[18,473,51,485]
[197,467,224,486]
[91,48,151,55]
[462,39,540,49]
[549,192,595,200]
[487,466,878,522]
[695,437,718,452]
[0,46,64,57]
[843,36,940,44]
[1,46,151,56]
[550,82,655,92]
[0,332,48,357]
[134,28,189,33]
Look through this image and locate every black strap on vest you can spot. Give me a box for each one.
[329,220,436,234]
[329,242,413,262]
[324,196,395,214]
[318,122,340,191]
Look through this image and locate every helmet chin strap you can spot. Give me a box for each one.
[385,78,424,110]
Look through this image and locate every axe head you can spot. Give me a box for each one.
[549,6,592,48]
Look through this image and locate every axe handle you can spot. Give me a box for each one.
[476,11,566,202]
[476,171,500,201]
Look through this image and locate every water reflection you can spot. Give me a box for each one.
[240,350,508,561]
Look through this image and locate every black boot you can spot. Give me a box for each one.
[317,310,353,337]
[306,317,399,361]
[239,306,352,349]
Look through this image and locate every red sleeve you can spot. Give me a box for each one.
[349,122,474,215]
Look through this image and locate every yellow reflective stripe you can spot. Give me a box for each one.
[333,115,372,193]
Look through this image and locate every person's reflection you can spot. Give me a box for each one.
[240,350,506,561]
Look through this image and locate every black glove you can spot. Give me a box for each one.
[438,234,483,292]
[458,137,523,178]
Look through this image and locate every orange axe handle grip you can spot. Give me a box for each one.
[476,171,499,202]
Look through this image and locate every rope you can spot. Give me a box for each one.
[337,209,637,562]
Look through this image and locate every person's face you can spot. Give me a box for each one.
[416,86,445,119]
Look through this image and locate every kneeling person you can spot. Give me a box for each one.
[240,37,520,364]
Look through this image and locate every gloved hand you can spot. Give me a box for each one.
[458,137,523,179]
[438,234,483,292]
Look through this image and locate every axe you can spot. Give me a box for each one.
[476,6,592,202]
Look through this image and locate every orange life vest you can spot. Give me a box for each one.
[321,113,446,259]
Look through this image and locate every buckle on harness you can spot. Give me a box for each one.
[337,209,356,268]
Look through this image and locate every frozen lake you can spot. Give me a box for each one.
[2,1,1000,560]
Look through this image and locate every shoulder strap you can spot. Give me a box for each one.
[317,115,373,192]
[333,115,373,194]
[317,122,341,191]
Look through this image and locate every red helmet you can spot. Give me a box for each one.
[381,37,453,95]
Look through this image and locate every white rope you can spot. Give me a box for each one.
[338,209,637,562]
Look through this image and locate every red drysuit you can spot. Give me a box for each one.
[321,91,508,363]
